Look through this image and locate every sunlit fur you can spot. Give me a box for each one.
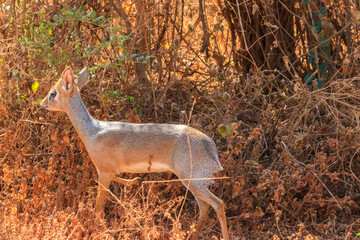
[41,66,229,240]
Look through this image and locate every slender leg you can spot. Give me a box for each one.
[209,193,229,240]
[192,197,210,240]
[112,176,142,185]
[191,188,229,240]
[95,172,112,214]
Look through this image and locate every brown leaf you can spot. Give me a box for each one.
[253,206,264,221]
[271,171,279,184]
[253,144,261,157]
[316,152,327,170]
[278,183,285,195]
[0,106,8,119]
[347,200,360,209]
[282,152,291,164]
[327,138,339,149]
[252,3,259,15]
[240,212,251,220]
[51,130,57,142]
[274,189,280,203]
[250,127,261,140]
[329,173,339,182]
[62,130,70,145]
[275,210,282,222]
[232,181,242,198]
[235,143,242,153]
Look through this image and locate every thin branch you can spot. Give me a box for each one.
[113,0,134,36]
[198,0,209,53]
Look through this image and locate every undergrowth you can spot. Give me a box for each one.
[1,0,360,239]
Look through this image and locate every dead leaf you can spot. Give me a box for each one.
[232,181,242,198]
[282,152,291,164]
[51,130,57,142]
[252,3,259,15]
[62,130,70,145]
[253,206,264,221]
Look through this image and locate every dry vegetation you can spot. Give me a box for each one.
[1,0,360,239]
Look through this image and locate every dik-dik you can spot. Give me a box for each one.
[40,66,229,240]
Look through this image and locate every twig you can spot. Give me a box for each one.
[112,0,133,36]
[349,146,360,184]
[198,0,209,53]
[235,0,256,67]
[142,176,229,184]
[66,222,81,240]
[18,119,53,125]
[168,15,208,67]
[21,153,52,157]
[260,133,268,157]
[177,98,197,223]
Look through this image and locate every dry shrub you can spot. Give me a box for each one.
[1,0,360,239]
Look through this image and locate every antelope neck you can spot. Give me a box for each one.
[65,93,99,141]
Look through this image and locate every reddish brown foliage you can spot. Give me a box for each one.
[1,0,360,239]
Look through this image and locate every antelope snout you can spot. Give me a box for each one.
[39,98,49,109]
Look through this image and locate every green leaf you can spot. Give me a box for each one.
[95,16,104,21]
[316,79,325,88]
[87,12,96,19]
[126,95,134,101]
[312,20,323,33]
[356,233,360,236]
[218,124,234,138]
[31,81,39,93]
[218,124,227,137]
[226,124,234,136]
[307,51,316,64]
[35,11,45,18]
[320,6,327,17]
[318,62,328,72]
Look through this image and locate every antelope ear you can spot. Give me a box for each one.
[76,66,89,89]
[61,66,75,91]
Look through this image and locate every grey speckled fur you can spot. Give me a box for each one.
[40,66,229,240]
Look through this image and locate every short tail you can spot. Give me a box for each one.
[207,140,223,172]
[214,152,223,171]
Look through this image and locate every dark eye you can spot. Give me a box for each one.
[49,90,57,99]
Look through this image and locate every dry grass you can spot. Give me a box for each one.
[1,0,360,239]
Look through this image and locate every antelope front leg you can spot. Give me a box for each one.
[95,172,112,215]
[112,176,143,185]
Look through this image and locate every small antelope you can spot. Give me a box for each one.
[40,66,229,240]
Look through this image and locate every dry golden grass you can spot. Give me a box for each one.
[1,0,360,239]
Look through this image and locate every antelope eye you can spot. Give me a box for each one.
[49,90,57,99]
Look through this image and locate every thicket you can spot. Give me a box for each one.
[0,0,359,239]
